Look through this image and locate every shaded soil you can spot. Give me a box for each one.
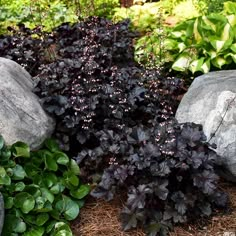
[72,180,236,236]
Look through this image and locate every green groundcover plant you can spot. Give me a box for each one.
[135,1,236,74]
[0,136,90,235]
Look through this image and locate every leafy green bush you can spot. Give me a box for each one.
[135,1,236,73]
[0,136,89,235]
[0,0,78,33]
[113,3,162,33]
[62,0,120,20]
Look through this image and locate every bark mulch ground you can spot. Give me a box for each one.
[72,180,236,236]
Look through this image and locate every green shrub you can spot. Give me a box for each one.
[0,0,78,33]
[0,136,89,235]
[135,1,236,74]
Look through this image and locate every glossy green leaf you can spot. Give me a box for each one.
[14,182,25,192]
[51,222,73,236]
[54,151,69,165]
[43,173,57,188]
[70,184,90,199]
[14,192,35,214]
[11,142,30,158]
[41,188,54,203]
[23,226,44,236]
[12,164,27,180]
[55,195,80,220]
[35,196,47,210]
[69,159,80,175]
[0,148,11,161]
[36,213,49,226]
[0,166,11,185]
[44,139,59,153]
[45,154,58,171]
[35,201,53,213]
[24,184,41,198]
[4,214,26,233]
[63,171,79,187]
[50,182,65,195]
[5,196,14,209]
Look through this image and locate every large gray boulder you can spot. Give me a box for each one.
[176,70,236,181]
[0,57,55,149]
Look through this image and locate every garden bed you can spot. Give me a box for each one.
[72,180,236,236]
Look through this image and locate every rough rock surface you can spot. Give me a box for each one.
[176,70,236,181]
[0,57,55,149]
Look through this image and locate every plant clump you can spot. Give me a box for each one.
[0,16,229,235]
[0,137,90,235]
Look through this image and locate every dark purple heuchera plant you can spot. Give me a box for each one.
[0,17,228,235]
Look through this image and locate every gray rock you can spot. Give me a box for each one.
[175,70,236,181]
[0,57,55,149]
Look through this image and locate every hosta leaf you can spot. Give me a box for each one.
[211,56,228,68]
[227,53,236,64]
[14,192,35,214]
[70,184,90,199]
[221,23,232,41]
[200,59,210,73]
[172,53,192,71]
[210,39,232,53]
[189,58,204,74]
[202,16,216,32]
[11,142,30,158]
[193,18,201,42]
[230,43,236,53]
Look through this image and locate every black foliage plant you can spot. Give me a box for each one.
[0,25,47,76]
[4,16,228,235]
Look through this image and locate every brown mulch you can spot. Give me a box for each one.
[71,181,236,236]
